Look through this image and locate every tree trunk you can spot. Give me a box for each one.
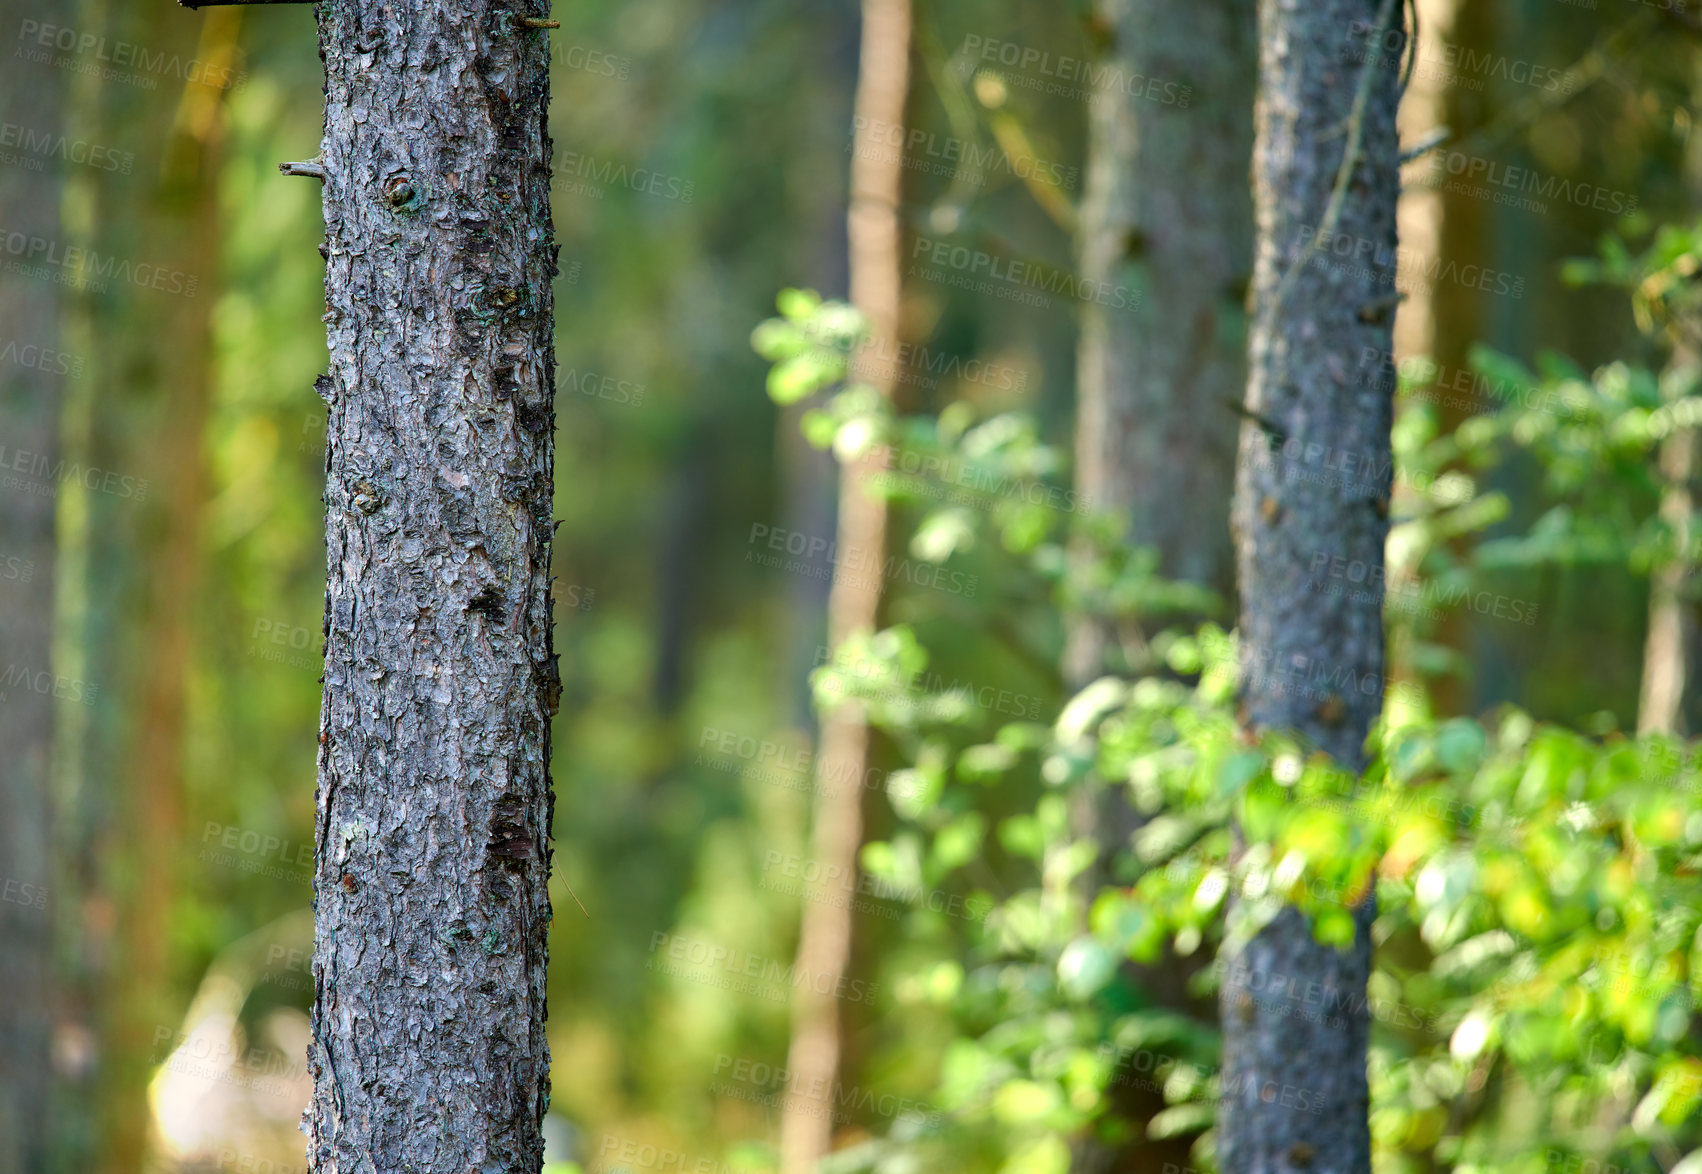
[98,15,241,1172]
[1065,0,1254,689]
[1219,1,1404,1172]
[1064,2,1254,1170]
[1639,422,1700,736]
[1637,60,1702,738]
[0,0,64,1165]
[305,3,558,1170]
[777,1,909,1170]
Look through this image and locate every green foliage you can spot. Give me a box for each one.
[751,254,1702,1172]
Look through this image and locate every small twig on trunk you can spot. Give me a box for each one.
[279,160,325,180]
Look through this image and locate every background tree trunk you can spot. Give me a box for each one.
[777,0,910,1169]
[1219,1,1404,1171]
[306,2,558,1169]
[1064,1,1254,1170]
[0,0,64,1165]
[1064,0,1254,689]
[1637,59,1702,738]
[99,15,241,1171]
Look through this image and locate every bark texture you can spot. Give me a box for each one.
[777,1,909,1170]
[0,0,62,1165]
[307,3,558,1170]
[1220,2,1404,1172]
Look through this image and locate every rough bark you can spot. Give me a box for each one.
[1064,0,1254,690]
[777,1,909,1170]
[306,3,558,1170]
[1220,1,1404,1172]
[0,0,63,1165]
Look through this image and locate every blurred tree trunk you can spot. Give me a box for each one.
[97,12,240,1172]
[1640,424,1700,735]
[1064,2,1253,1170]
[305,2,558,1169]
[0,0,65,1166]
[1637,61,1702,738]
[1219,1,1404,1171]
[778,0,909,1170]
[1064,0,1253,689]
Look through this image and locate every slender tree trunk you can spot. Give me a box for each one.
[777,1,909,1169]
[1639,423,1700,735]
[1064,3,1253,1170]
[305,3,558,1170]
[1637,62,1702,738]
[1065,0,1254,689]
[99,16,241,1171]
[0,0,64,1165]
[1219,2,1404,1172]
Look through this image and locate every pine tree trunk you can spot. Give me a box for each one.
[0,1,63,1164]
[777,0,909,1169]
[306,3,558,1170]
[1219,1,1404,1171]
[1065,0,1254,690]
[1064,2,1254,1170]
